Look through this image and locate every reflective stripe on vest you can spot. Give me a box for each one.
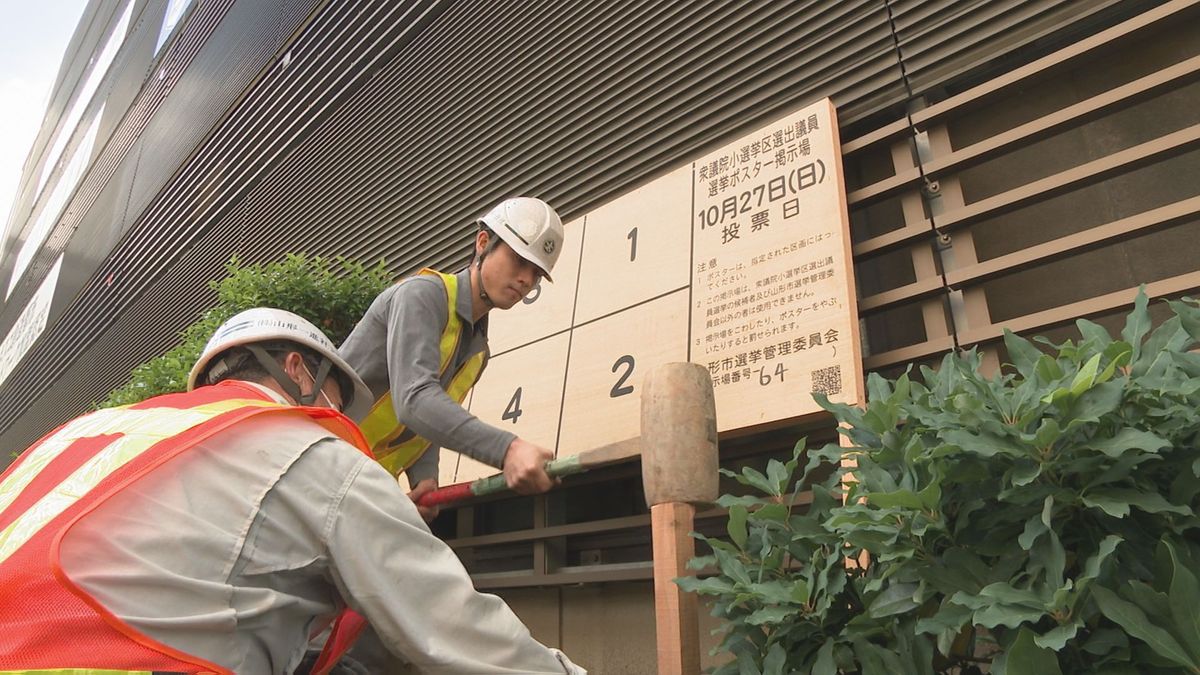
[0,662,174,667]
[0,382,370,674]
[358,268,485,476]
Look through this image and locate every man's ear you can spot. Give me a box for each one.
[475,229,490,257]
[281,351,306,382]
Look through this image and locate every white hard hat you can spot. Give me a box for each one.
[477,197,564,281]
[188,307,373,420]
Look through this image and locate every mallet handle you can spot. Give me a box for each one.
[415,437,639,508]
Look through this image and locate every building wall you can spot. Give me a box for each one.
[1,0,1177,453]
[0,0,1197,670]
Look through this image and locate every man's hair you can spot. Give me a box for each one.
[203,340,352,400]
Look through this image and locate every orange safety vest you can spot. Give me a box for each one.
[0,381,371,674]
[358,268,486,476]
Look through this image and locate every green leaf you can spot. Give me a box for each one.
[1034,354,1064,382]
[1093,585,1198,669]
[712,547,752,586]
[737,467,781,497]
[1083,488,1189,518]
[1081,536,1123,583]
[675,576,734,595]
[1132,315,1184,378]
[717,494,768,509]
[1004,330,1044,379]
[1034,619,1080,650]
[728,505,748,550]
[749,580,799,605]
[852,638,897,675]
[1095,349,1129,384]
[1173,350,1200,378]
[746,605,796,625]
[1124,580,1169,618]
[868,582,921,618]
[812,638,836,675]
[971,603,1047,629]
[1169,298,1200,343]
[1036,529,1067,591]
[765,458,790,495]
[1077,318,1114,347]
[866,371,895,404]
[1121,288,1151,359]
[977,583,1046,608]
[1041,386,1071,406]
[917,475,942,511]
[762,642,786,675]
[1070,353,1103,396]
[1005,626,1063,675]
[1011,461,1042,487]
[1081,494,1130,518]
[1164,540,1200,664]
[734,650,761,675]
[1081,627,1128,656]
[942,429,1026,458]
[754,503,789,522]
[1031,418,1063,450]
[867,489,923,510]
[1018,511,1047,550]
[1063,381,1123,426]
[791,579,811,604]
[1087,429,1171,457]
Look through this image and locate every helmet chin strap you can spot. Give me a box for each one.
[246,344,331,405]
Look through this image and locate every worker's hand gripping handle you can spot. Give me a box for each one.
[415,455,587,508]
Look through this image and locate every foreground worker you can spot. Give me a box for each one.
[0,308,584,674]
[340,196,565,519]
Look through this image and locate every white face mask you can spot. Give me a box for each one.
[301,361,341,412]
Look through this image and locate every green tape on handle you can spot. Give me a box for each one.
[468,455,586,498]
[468,472,509,498]
[546,454,585,478]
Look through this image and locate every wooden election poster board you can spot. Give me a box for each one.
[447,98,862,483]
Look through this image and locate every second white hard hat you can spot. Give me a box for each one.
[477,197,564,281]
[188,307,373,420]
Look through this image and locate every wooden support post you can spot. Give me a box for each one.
[641,362,719,675]
[652,502,700,675]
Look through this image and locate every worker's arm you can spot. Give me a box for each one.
[325,445,584,674]
[383,276,516,484]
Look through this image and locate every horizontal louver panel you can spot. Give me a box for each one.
[891,0,1128,94]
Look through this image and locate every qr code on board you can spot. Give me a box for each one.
[811,365,842,396]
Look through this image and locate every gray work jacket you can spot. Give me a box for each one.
[61,383,581,674]
[339,268,516,484]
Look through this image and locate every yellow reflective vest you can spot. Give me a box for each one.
[358,269,485,475]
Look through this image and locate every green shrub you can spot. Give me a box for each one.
[99,253,390,407]
[681,291,1200,675]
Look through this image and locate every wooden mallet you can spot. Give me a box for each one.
[414,362,718,674]
[641,362,719,675]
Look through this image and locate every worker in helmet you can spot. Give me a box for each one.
[340,196,565,520]
[0,308,584,675]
